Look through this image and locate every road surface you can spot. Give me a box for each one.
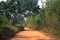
[10,28,55,40]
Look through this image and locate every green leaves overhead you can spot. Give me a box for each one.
[7,0,38,12]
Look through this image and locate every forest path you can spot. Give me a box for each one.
[10,28,55,40]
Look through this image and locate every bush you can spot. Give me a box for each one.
[15,24,25,31]
[0,24,20,40]
[0,16,19,40]
[42,27,60,38]
[25,24,37,30]
[0,16,25,40]
[0,16,8,24]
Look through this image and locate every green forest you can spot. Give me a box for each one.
[0,0,60,40]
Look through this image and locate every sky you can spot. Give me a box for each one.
[38,0,46,8]
[0,0,7,2]
[38,0,42,8]
[0,0,46,8]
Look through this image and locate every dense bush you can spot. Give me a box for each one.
[0,25,19,40]
[15,24,25,31]
[26,13,60,38]
[0,16,8,24]
[0,16,19,40]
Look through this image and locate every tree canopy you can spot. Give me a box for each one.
[0,0,40,24]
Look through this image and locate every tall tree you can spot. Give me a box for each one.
[0,0,39,25]
[44,0,60,30]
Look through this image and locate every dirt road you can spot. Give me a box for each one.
[10,28,55,40]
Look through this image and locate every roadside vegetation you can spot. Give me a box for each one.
[0,0,60,40]
[25,0,60,38]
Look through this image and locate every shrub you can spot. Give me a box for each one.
[0,16,19,40]
[15,24,25,31]
[0,16,8,24]
[0,24,20,40]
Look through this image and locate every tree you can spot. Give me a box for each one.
[0,0,39,25]
[45,0,60,27]
[42,0,60,37]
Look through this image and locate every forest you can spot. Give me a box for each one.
[0,0,60,40]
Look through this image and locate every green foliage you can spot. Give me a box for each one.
[0,16,8,24]
[0,16,24,39]
[15,24,25,31]
[0,16,17,39]
[0,0,38,39]
[26,0,60,38]
[26,12,44,30]
[42,0,60,37]
[0,25,19,39]
[0,0,38,25]
[0,0,39,40]
[0,0,60,39]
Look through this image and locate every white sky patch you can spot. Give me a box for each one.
[38,0,43,8]
[38,0,46,8]
[0,0,7,2]
[0,0,2,2]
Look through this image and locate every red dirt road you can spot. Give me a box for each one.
[10,28,55,40]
